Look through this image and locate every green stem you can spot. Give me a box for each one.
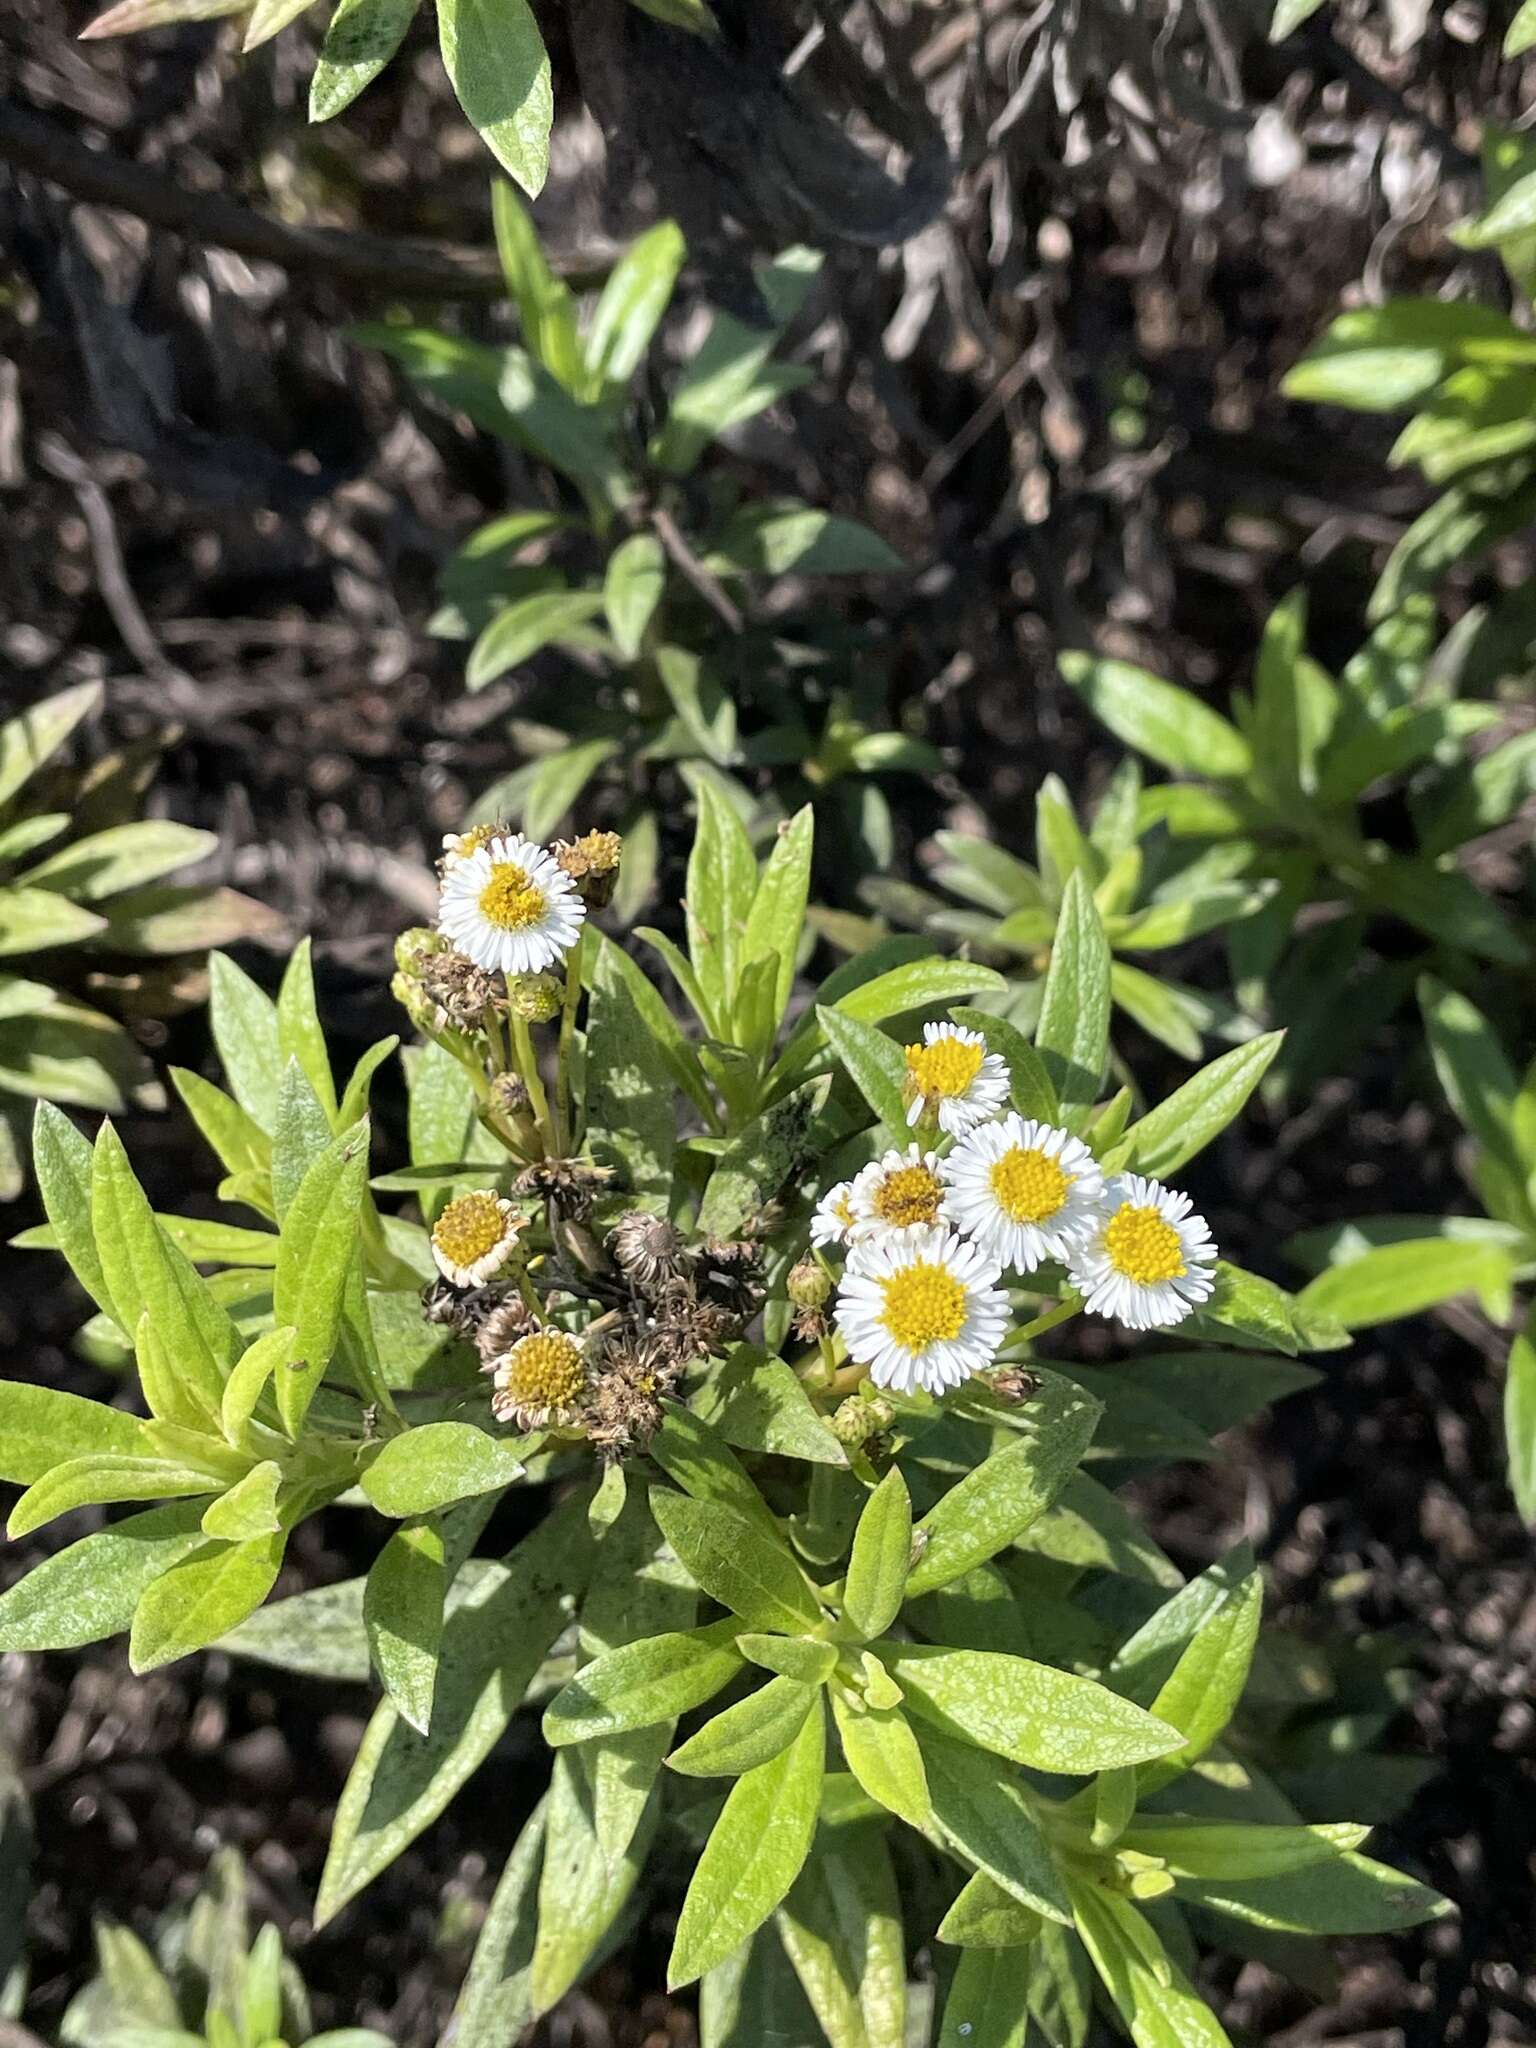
[511,1010,556,1158]
[999,1293,1083,1352]
[555,928,586,1155]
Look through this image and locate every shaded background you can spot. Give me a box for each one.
[2,0,1534,2040]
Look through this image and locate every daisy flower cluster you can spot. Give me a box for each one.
[813,1023,1217,1395]
[437,826,593,977]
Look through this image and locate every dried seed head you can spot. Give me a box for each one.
[506,971,564,1023]
[515,1156,613,1220]
[791,1305,829,1341]
[418,946,506,1028]
[492,1329,589,1429]
[611,1210,688,1288]
[421,1278,491,1337]
[553,830,623,909]
[474,1296,537,1366]
[584,1336,674,1459]
[488,1071,531,1119]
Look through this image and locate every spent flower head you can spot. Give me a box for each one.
[553,829,624,909]
[430,1190,525,1288]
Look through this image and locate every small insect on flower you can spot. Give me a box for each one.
[810,1180,859,1250]
[430,1190,525,1288]
[437,832,586,977]
[836,1225,1010,1395]
[942,1114,1104,1273]
[1067,1172,1217,1331]
[902,1023,1010,1137]
[492,1329,589,1430]
[847,1145,950,1240]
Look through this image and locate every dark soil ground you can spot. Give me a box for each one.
[2,1,1535,2041]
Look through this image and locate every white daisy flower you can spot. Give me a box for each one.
[492,1328,589,1430]
[902,1023,1010,1137]
[440,822,504,869]
[847,1145,950,1241]
[431,1189,525,1287]
[1067,1172,1217,1331]
[437,832,586,977]
[810,1180,859,1250]
[835,1225,1009,1395]
[941,1114,1104,1274]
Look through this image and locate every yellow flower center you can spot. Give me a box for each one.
[989,1145,1071,1224]
[433,1191,512,1267]
[872,1164,945,1229]
[454,823,501,860]
[879,1262,967,1350]
[905,1035,985,1102]
[1103,1203,1186,1285]
[503,1331,587,1409]
[478,862,548,932]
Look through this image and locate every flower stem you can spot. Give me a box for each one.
[511,1010,556,1158]
[554,928,586,1156]
[1000,1293,1083,1351]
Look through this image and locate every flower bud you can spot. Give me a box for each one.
[786,1259,832,1309]
[506,971,564,1023]
[391,971,439,1034]
[831,1392,895,1447]
[395,926,445,976]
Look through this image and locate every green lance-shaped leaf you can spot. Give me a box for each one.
[841,1468,912,1643]
[668,1695,825,1987]
[449,1801,546,2048]
[696,1075,831,1239]
[949,1007,1060,1123]
[877,1645,1181,1774]
[364,1519,446,1736]
[776,1825,907,2048]
[219,1325,300,1450]
[7,1453,218,1540]
[437,0,552,196]
[699,1919,822,2048]
[271,1116,371,1433]
[32,1100,119,1326]
[0,680,101,807]
[0,1500,212,1652]
[92,1120,238,1416]
[542,1620,745,1745]
[585,940,676,1208]
[1296,1237,1517,1331]
[1176,1851,1453,1936]
[1117,1820,1369,1881]
[650,1488,821,1635]
[828,1691,932,1834]
[1120,1032,1283,1180]
[651,1403,783,1538]
[1058,652,1252,779]
[738,805,814,1050]
[0,1380,148,1485]
[938,1948,1035,2048]
[685,776,757,1028]
[360,1421,528,1516]
[529,1748,659,2018]
[584,219,687,397]
[905,1378,1101,1598]
[129,1531,288,1673]
[937,1871,1044,1950]
[208,951,283,1131]
[912,1724,1071,1924]
[738,1634,838,1683]
[1138,1565,1263,1791]
[309,0,420,122]
[316,1491,595,1925]
[817,1007,908,1135]
[1034,871,1111,1119]
[603,532,666,660]
[1070,1880,1235,2048]
[201,1462,283,1542]
[1507,1307,1536,1524]
[276,938,339,1123]
[692,1346,848,1467]
[271,1058,335,1217]
[669,1676,819,1778]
